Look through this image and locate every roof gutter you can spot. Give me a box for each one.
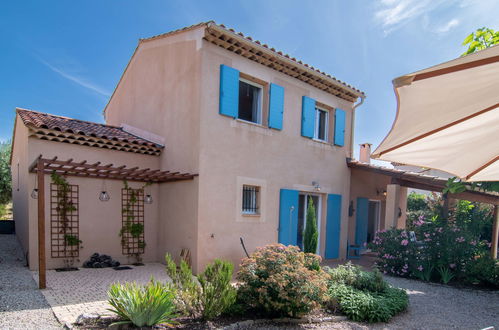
[350,95,366,159]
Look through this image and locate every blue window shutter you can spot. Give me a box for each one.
[301,96,315,138]
[268,83,284,130]
[355,197,369,247]
[219,64,239,118]
[325,194,342,259]
[278,189,299,246]
[334,109,346,146]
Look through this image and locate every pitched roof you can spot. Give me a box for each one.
[17,108,163,155]
[141,22,364,99]
[104,22,364,116]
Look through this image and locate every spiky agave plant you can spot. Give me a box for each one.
[107,278,177,327]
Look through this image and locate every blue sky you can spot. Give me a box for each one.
[1,0,497,160]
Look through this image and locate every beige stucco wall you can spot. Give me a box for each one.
[11,115,30,256]
[103,28,361,272]
[197,41,356,271]
[105,27,204,271]
[26,137,160,270]
[349,168,408,243]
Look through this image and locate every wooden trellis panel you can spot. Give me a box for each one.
[121,188,145,255]
[50,183,79,258]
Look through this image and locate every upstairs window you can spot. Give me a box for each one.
[242,185,260,215]
[314,107,329,142]
[238,78,262,124]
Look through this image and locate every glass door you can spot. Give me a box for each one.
[297,193,321,253]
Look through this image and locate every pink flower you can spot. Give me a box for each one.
[401,239,409,246]
[449,263,456,269]
[470,240,477,246]
[417,265,423,271]
[456,237,465,243]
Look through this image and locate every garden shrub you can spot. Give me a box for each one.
[329,284,408,323]
[369,221,494,287]
[165,254,236,320]
[326,263,408,323]
[197,259,237,320]
[303,197,318,253]
[107,279,177,327]
[165,254,201,316]
[236,244,328,317]
[464,256,499,288]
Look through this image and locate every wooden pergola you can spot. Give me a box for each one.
[30,156,197,289]
[348,160,499,259]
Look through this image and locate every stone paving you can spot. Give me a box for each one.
[32,263,170,326]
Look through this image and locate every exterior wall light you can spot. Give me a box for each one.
[144,194,153,204]
[99,191,110,202]
[31,188,38,199]
[312,181,321,191]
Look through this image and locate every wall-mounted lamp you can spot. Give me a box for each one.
[383,190,387,197]
[144,194,153,204]
[348,200,355,217]
[398,207,402,218]
[312,181,321,191]
[99,179,110,202]
[31,175,38,199]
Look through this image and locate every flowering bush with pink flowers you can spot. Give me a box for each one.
[369,222,497,287]
[236,244,328,317]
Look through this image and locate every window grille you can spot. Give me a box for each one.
[242,185,260,214]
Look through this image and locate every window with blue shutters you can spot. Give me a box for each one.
[334,109,346,146]
[219,65,288,130]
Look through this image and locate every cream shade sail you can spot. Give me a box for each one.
[372,45,499,182]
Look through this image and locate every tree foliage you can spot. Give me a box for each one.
[0,142,12,205]
[303,197,318,254]
[462,27,499,56]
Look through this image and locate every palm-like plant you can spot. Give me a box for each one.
[107,279,177,327]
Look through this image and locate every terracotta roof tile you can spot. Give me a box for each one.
[139,21,364,97]
[17,108,163,148]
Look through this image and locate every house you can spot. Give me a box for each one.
[14,21,459,278]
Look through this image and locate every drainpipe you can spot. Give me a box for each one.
[350,95,366,159]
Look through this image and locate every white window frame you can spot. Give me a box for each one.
[314,107,329,142]
[238,78,263,125]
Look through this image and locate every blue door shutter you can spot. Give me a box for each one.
[334,109,346,146]
[355,197,369,247]
[301,96,315,138]
[278,189,299,246]
[268,83,284,130]
[325,194,342,259]
[219,64,239,118]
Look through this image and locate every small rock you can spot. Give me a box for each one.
[75,313,100,325]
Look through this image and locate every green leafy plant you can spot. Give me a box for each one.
[51,172,80,268]
[464,257,499,288]
[107,279,177,327]
[437,266,455,284]
[462,27,499,56]
[236,244,328,318]
[303,197,318,253]
[329,284,408,323]
[120,180,150,263]
[164,254,236,320]
[0,141,12,205]
[326,264,408,322]
[198,259,237,320]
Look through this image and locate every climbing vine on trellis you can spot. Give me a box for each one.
[120,180,150,264]
[50,172,82,268]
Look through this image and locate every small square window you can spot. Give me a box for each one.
[314,107,329,141]
[242,185,260,214]
[238,79,262,124]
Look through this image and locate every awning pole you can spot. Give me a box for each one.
[37,159,46,289]
[492,205,499,260]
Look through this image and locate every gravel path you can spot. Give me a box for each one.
[0,234,61,329]
[253,276,499,330]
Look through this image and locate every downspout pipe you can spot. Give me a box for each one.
[350,95,366,159]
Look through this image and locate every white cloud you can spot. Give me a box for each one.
[374,0,448,34]
[436,18,460,33]
[36,57,111,97]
